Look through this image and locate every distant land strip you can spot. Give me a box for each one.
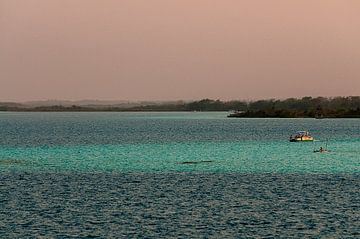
[1,97,360,118]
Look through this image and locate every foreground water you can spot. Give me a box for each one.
[1,112,359,237]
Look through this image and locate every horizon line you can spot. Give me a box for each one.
[2,95,360,104]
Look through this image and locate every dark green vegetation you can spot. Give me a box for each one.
[1,97,360,118]
[228,96,360,118]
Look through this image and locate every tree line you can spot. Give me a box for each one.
[1,97,360,117]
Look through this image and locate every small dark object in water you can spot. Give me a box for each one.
[314,147,330,153]
[178,160,214,165]
[314,150,330,153]
[0,159,25,165]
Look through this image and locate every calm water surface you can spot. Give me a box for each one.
[0,112,359,237]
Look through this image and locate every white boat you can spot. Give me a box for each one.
[289,131,314,142]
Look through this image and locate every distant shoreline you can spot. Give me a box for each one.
[1,97,360,118]
[1,110,360,118]
[227,112,360,119]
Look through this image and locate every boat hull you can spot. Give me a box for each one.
[289,137,314,142]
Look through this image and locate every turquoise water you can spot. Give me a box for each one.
[1,112,359,173]
[1,112,360,237]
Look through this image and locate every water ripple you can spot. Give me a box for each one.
[1,173,359,238]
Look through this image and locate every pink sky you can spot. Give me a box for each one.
[1,0,360,101]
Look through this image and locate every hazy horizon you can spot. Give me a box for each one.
[2,95,360,106]
[1,0,360,101]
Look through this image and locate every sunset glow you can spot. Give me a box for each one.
[1,0,359,101]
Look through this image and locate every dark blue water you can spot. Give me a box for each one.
[1,173,359,238]
[1,112,359,237]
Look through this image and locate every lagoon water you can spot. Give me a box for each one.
[1,112,359,237]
